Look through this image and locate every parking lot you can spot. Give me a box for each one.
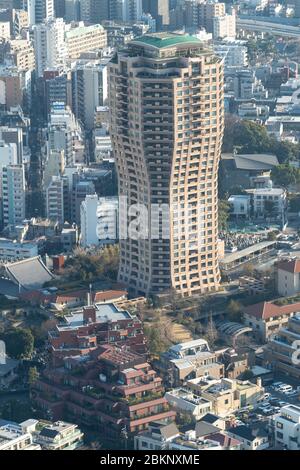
[232,381,300,429]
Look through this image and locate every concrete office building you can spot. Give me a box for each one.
[2,164,26,228]
[109,33,224,296]
[33,18,67,78]
[65,23,107,60]
[71,59,108,130]
[142,0,169,30]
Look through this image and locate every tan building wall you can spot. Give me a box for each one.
[65,24,107,59]
[109,33,224,297]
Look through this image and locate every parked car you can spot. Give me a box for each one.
[280,385,293,393]
[284,390,297,397]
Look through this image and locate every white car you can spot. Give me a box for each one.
[284,390,297,397]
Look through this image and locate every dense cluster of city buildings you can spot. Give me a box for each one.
[1,0,300,454]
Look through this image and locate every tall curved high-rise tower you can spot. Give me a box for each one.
[109,33,224,297]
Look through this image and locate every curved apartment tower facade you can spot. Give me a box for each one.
[109,33,224,297]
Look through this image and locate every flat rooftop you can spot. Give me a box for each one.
[58,303,132,331]
[131,32,203,50]
[220,240,276,265]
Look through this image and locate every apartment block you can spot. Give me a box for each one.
[65,23,107,60]
[274,405,300,450]
[109,32,224,296]
[2,164,26,228]
[48,302,146,365]
[264,313,300,381]
[31,344,176,440]
[276,258,300,297]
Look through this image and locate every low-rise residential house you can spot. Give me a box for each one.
[26,420,84,450]
[276,259,300,297]
[186,377,264,417]
[164,388,212,421]
[0,419,83,450]
[274,405,300,450]
[134,421,240,451]
[244,300,300,342]
[0,356,19,389]
[156,339,224,388]
[0,423,41,450]
[134,421,180,450]
[227,425,269,450]
[264,313,300,381]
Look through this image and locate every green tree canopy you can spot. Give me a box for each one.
[271,164,300,189]
[219,199,231,230]
[0,327,34,359]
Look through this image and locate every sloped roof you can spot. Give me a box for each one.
[4,256,54,290]
[222,153,279,170]
[244,300,300,320]
[277,259,300,274]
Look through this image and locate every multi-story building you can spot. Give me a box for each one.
[2,164,26,228]
[0,140,17,170]
[186,376,264,416]
[245,187,286,222]
[264,313,300,381]
[27,0,54,25]
[0,21,10,39]
[214,42,248,68]
[109,33,224,297]
[0,10,26,36]
[0,419,83,450]
[43,71,71,118]
[274,405,300,450]
[0,423,41,450]
[156,339,224,387]
[80,194,118,247]
[6,39,35,72]
[65,23,107,60]
[46,175,65,224]
[109,0,143,23]
[31,344,176,441]
[48,302,146,365]
[71,58,109,130]
[213,13,236,40]
[185,0,225,33]
[142,0,169,30]
[71,179,95,225]
[47,103,85,166]
[276,258,300,297]
[33,18,67,78]
[0,126,23,162]
[0,238,38,262]
[244,300,300,342]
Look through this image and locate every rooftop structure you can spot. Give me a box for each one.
[3,256,54,290]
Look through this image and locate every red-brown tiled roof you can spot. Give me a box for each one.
[277,259,300,274]
[244,301,300,320]
[93,290,127,303]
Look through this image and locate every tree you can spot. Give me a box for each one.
[219,200,231,230]
[204,314,218,348]
[28,366,39,386]
[264,199,276,218]
[227,300,242,322]
[267,231,277,241]
[144,324,169,356]
[289,195,300,213]
[239,369,254,381]
[271,164,300,189]
[0,328,34,359]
